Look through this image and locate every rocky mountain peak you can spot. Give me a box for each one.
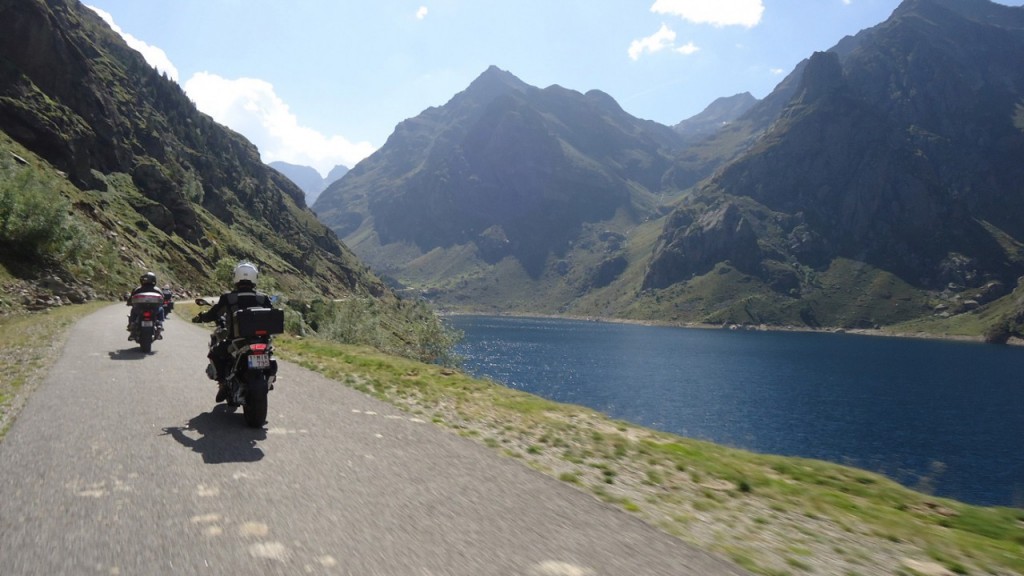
[458,65,533,104]
[894,0,1024,25]
[584,89,624,113]
[792,51,845,105]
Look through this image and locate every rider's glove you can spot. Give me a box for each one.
[192,315,203,323]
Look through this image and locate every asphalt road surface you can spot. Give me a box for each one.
[0,303,751,575]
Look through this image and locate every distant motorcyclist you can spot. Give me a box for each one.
[127,272,164,330]
[161,285,175,316]
[192,262,274,402]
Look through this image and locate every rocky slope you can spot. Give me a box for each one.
[0,0,388,305]
[643,0,1024,327]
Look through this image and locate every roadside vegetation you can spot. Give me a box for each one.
[0,144,129,298]
[283,297,463,366]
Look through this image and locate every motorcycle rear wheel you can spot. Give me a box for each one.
[138,328,153,353]
[242,371,268,428]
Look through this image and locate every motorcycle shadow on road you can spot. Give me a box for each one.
[161,405,267,464]
[109,348,155,360]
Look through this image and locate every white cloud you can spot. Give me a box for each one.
[676,41,700,55]
[650,0,765,28]
[86,5,179,80]
[416,6,429,20]
[628,24,700,60]
[184,72,376,176]
[628,24,677,60]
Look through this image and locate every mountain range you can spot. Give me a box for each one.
[313,0,1024,335]
[268,161,349,205]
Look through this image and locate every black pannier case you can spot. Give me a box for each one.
[233,307,285,337]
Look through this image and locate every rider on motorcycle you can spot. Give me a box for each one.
[127,272,165,331]
[192,262,275,402]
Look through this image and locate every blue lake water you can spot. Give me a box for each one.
[449,315,1024,508]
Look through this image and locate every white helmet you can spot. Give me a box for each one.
[233,262,259,287]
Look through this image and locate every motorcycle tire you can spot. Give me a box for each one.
[242,371,268,428]
[138,327,153,353]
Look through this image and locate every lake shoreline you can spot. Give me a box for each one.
[449,312,1024,508]
[439,308,1024,346]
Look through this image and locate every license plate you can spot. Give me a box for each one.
[248,354,270,369]
[141,321,153,327]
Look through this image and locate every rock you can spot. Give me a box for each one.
[901,558,955,576]
[643,202,761,290]
[476,225,512,263]
[588,255,628,289]
[971,280,1006,305]
[959,300,980,312]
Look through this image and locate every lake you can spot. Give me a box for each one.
[449,315,1024,508]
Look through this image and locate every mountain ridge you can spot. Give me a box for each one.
[312,0,1024,336]
[268,161,349,206]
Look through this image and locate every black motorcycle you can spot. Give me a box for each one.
[127,290,164,353]
[161,288,175,315]
[195,298,283,427]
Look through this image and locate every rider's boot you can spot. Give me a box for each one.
[215,381,229,403]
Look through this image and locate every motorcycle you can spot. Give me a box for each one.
[161,288,175,315]
[127,290,165,353]
[194,298,283,427]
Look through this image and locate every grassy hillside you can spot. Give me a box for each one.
[1,133,144,300]
[0,131,318,299]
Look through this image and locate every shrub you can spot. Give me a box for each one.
[0,168,77,262]
[294,297,462,366]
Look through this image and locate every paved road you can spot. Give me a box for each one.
[0,304,750,575]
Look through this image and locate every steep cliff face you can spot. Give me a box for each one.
[642,202,761,290]
[645,0,1024,301]
[0,0,388,299]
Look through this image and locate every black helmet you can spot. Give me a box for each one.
[140,272,157,285]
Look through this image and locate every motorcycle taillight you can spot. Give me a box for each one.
[249,343,269,354]
[142,310,153,320]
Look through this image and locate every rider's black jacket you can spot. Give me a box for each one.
[195,288,274,333]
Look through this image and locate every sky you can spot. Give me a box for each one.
[84,0,1023,177]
